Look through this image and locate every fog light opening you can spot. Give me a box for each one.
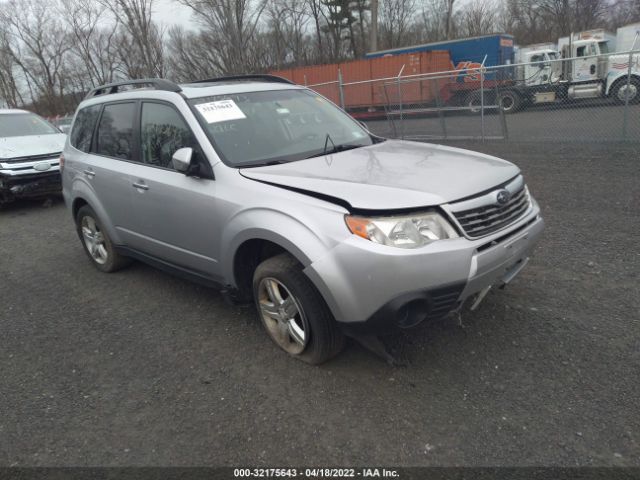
[397,299,429,329]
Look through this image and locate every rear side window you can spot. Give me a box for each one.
[96,102,136,160]
[140,102,202,169]
[70,105,101,152]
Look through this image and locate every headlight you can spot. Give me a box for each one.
[345,211,459,248]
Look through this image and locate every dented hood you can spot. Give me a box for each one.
[0,134,66,160]
[239,140,520,210]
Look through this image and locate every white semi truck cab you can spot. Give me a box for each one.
[505,24,640,110]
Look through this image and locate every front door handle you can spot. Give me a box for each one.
[83,169,95,178]
[132,182,149,191]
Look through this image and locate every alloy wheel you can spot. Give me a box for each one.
[257,277,308,355]
[81,216,108,265]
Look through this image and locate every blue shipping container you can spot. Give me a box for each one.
[365,34,515,69]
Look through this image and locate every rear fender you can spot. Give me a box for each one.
[70,177,121,244]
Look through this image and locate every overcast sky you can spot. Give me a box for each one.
[154,0,194,28]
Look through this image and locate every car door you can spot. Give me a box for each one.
[81,101,139,244]
[574,44,599,82]
[123,100,221,279]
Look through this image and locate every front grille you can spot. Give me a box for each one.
[2,152,62,164]
[453,184,530,238]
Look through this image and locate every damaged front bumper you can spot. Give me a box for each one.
[0,156,62,204]
[0,171,62,203]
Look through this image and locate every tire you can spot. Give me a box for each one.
[611,78,640,104]
[252,253,345,365]
[498,90,521,114]
[75,205,131,273]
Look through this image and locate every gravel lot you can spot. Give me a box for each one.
[1,142,639,467]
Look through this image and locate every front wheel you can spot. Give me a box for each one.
[253,253,345,364]
[611,78,640,104]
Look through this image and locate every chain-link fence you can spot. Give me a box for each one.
[308,48,640,143]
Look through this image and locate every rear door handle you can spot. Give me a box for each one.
[132,182,149,191]
[83,169,95,178]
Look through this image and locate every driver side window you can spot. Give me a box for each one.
[140,102,203,170]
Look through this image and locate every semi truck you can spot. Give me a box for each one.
[367,27,640,113]
[485,24,640,112]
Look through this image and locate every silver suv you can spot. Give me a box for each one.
[62,76,544,364]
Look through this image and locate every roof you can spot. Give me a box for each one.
[179,81,303,99]
[80,75,301,104]
[0,109,31,115]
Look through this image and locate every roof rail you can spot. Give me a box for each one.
[85,78,182,99]
[188,74,294,85]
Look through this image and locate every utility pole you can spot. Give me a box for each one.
[369,0,378,53]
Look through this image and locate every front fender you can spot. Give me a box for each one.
[606,72,640,95]
[219,207,337,287]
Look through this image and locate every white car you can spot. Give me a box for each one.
[0,109,66,206]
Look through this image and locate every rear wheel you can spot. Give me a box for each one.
[75,205,131,272]
[253,253,345,364]
[498,90,521,113]
[611,78,640,104]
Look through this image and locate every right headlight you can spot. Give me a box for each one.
[345,211,459,249]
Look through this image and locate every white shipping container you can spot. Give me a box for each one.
[616,23,640,52]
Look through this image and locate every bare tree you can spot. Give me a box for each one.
[178,0,267,74]
[458,0,498,37]
[378,0,417,49]
[167,26,221,81]
[419,0,458,42]
[0,30,25,108]
[59,0,121,88]
[266,0,312,68]
[0,0,72,115]
[98,0,165,78]
[445,0,456,39]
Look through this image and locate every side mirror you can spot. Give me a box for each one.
[172,147,193,173]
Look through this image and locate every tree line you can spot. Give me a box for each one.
[1,0,639,116]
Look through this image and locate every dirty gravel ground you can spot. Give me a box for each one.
[0,142,638,467]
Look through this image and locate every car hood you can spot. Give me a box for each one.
[0,134,66,160]
[239,140,520,210]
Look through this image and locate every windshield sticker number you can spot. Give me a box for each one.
[195,100,246,123]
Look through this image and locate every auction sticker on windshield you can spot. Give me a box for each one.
[195,99,246,123]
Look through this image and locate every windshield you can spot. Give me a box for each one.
[0,113,60,138]
[189,89,374,166]
[547,52,559,60]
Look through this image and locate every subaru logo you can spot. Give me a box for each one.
[496,189,510,205]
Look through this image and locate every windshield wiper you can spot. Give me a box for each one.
[235,159,290,168]
[305,134,368,159]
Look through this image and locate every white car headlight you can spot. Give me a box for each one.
[345,211,459,248]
